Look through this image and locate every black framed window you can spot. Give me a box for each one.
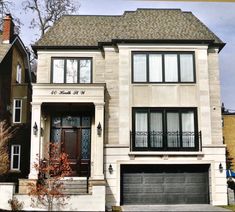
[13,99,22,123]
[132,108,199,151]
[52,58,92,83]
[132,52,195,83]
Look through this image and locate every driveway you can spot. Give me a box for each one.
[121,204,231,211]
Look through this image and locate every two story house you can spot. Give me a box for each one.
[0,14,32,182]
[25,9,227,211]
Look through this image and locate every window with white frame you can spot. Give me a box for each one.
[13,99,22,123]
[11,145,21,171]
[132,52,195,83]
[16,64,22,83]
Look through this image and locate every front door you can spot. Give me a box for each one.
[51,115,91,177]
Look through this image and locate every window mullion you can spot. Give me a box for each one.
[78,59,80,83]
[147,109,150,149]
[178,54,181,83]
[146,53,149,82]
[179,111,183,149]
[64,59,67,83]
[162,54,165,82]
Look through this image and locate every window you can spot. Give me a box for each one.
[13,99,22,123]
[11,145,21,171]
[52,58,92,83]
[132,108,199,151]
[132,52,195,83]
[16,64,22,83]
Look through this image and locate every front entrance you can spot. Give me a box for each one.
[51,115,91,177]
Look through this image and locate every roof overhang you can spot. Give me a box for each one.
[32,39,225,55]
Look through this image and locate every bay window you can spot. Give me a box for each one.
[132,52,195,83]
[132,108,200,151]
[52,58,92,83]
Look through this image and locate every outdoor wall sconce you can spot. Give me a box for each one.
[40,127,44,137]
[33,122,38,136]
[109,164,113,174]
[219,163,223,173]
[97,122,102,136]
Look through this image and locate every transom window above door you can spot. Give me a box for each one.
[52,58,92,83]
[132,52,195,83]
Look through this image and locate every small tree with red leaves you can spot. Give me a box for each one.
[28,142,72,211]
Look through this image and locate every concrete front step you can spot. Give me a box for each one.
[62,179,88,195]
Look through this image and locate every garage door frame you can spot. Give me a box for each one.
[120,164,210,205]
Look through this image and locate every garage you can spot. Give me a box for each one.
[121,164,209,205]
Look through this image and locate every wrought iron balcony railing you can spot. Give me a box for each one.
[130,131,202,152]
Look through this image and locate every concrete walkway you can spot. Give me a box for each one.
[121,204,231,211]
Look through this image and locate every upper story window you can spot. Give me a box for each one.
[13,99,22,123]
[16,64,22,83]
[52,58,92,83]
[132,52,195,83]
[10,145,21,171]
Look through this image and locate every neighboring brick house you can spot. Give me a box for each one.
[3,9,226,211]
[0,14,32,182]
[222,107,235,170]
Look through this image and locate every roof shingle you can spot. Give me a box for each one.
[34,9,223,48]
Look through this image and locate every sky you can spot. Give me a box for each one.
[12,0,235,110]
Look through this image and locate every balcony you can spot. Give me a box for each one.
[130,131,202,152]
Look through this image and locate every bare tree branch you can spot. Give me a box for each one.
[22,0,80,38]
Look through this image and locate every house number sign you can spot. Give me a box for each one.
[50,90,86,95]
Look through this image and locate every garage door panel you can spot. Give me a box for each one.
[121,165,209,205]
[123,185,164,193]
[186,195,208,204]
[164,176,185,183]
[164,186,185,193]
[123,175,142,184]
[124,194,165,204]
[166,194,185,204]
[144,176,164,184]
[185,184,207,193]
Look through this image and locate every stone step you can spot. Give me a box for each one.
[61,179,88,194]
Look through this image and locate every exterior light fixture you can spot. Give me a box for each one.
[219,163,223,173]
[108,164,113,174]
[33,122,38,136]
[97,122,102,136]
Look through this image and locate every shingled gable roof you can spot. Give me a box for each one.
[0,34,12,63]
[33,9,224,50]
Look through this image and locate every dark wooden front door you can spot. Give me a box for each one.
[51,115,91,177]
[63,129,80,176]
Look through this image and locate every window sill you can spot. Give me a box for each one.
[128,151,204,156]
[9,170,21,173]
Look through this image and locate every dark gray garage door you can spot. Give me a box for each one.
[121,164,209,205]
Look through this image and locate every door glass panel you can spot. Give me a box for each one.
[135,112,148,147]
[167,112,180,147]
[182,112,195,147]
[66,59,78,83]
[52,117,61,127]
[62,116,80,127]
[81,129,90,159]
[150,112,163,148]
[82,116,91,126]
[51,129,61,143]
